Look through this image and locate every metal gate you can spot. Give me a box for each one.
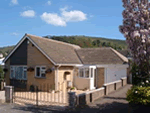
[13,82,68,106]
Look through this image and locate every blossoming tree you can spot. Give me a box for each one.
[119,0,150,85]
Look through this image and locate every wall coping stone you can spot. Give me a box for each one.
[121,77,127,80]
[103,80,122,86]
[4,86,14,89]
[77,87,105,97]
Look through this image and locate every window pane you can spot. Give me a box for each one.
[41,67,46,70]
[91,68,93,78]
[18,67,23,79]
[15,67,18,79]
[41,67,46,77]
[36,67,40,77]
[23,67,27,80]
[79,68,84,77]
[85,68,89,78]
[41,73,45,77]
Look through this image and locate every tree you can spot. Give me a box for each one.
[96,40,101,47]
[92,40,97,46]
[106,42,111,47]
[102,42,106,47]
[118,45,122,50]
[119,0,150,84]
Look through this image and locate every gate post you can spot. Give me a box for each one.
[5,86,14,103]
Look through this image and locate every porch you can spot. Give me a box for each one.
[74,66,97,90]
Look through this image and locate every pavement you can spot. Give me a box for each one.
[0,91,5,103]
[0,84,147,113]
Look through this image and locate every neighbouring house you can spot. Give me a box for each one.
[3,34,129,91]
[0,53,3,58]
[0,58,5,68]
[117,49,132,84]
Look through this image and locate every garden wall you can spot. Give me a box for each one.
[76,77,127,106]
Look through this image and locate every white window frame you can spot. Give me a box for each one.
[35,66,46,78]
[78,66,96,78]
[10,65,27,80]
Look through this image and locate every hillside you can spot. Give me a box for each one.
[44,35,127,49]
[0,36,127,57]
[0,46,14,57]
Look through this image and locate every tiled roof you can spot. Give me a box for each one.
[26,34,82,64]
[76,47,128,65]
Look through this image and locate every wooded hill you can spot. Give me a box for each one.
[44,35,127,49]
[0,35,127,57]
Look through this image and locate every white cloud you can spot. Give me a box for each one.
[11,0,18,5]
[41,12,66,26]
[20,10,35,18]
[47,1,51,5]
[40,6,87,27]
[61,8,87,22]
[11,32,19,36]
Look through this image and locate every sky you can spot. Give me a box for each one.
[0,0,125,47]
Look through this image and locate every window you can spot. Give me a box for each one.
[10,66,27,80]
[79,68,84,77]
[23,67,27,79]
[35,66,46,78]
[85,68,89,78]
[79,66,96,78]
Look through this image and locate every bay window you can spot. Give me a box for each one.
[35,66,46,78]
[10,66,27,80]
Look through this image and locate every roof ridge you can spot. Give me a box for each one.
[79,47,111,50]
[26,34,81,49]
[110,48,128,63]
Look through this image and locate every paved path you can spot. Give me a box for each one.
[0,84,144,113]
[0,91,5,103]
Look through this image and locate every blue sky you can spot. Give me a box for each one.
[0,0,125,47]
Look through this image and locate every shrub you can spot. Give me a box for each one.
[70,87,75,90]
[126,86,150,105]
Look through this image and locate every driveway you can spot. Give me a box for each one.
[0,84,147,113]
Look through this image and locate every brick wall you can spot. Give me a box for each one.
[97,68,105,88]
[115,80,122,90]
[27,41,55,90]
[76,87,105,105]
[75,77,128,106]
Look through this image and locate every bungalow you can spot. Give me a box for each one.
[3,34,129,91]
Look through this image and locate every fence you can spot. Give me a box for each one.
[5,77,127,107]
[13,81,68,106]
